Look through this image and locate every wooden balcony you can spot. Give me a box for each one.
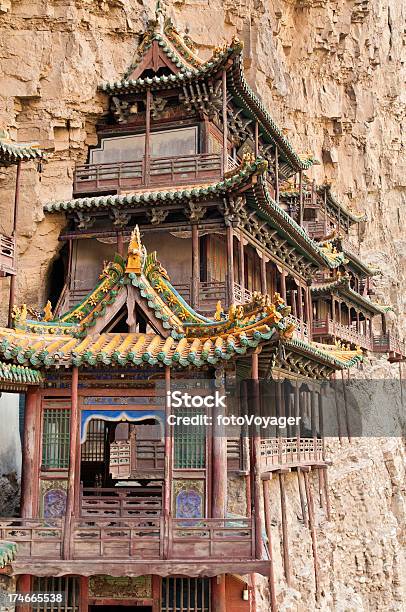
[80,486,162,518]
[313,317,372,350]
[0,516,256,563]
[373,332,406,362]
[0,233,16,277]
[73,153,225,195]
[261,437,324,472]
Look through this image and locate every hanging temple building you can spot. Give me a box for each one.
[0,6,404,612]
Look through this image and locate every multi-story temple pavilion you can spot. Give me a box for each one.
[0,5,404,612]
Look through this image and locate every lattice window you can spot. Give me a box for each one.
[161,577,211,612]
[81,419,105,462]
[174,407,206,469]
[32,576,80,611]
[42,401,70,469]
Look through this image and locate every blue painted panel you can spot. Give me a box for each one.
[80,408,165,443]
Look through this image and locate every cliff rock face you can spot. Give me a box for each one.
[0,1,404,609]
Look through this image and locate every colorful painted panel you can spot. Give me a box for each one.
[174,480,205,519]
[40,480,67,518]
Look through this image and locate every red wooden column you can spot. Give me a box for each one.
[8,159,22,327]
[116,231,124,257]
[63,366,79,559]
[251,352,263,559]
[222,68,228,173]
[226,224,235,305]
[144,88,152,185]
[164,365,173,559]
[212,368,227,612]
[281,268,287,302]
[20,387,39,518]
[16,575,31,612]
[191,224,199,308]
[239,232,245,296]
[79,576,89,612]
[260,255,267,295]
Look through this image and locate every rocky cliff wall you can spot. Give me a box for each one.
[0,1,404,609]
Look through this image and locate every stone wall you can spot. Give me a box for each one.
[0,0,404,609]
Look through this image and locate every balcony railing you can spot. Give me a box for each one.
[73,153,226,195]
[233,282,253,305]
[0,516,256,562]
[373,332,406,359]
[313,317,372,350]
[0,233,15,277]
[287,314,310,340]
[80,486,162,518]
[261,437,323,471]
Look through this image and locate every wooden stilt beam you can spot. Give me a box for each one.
[263,479,278,611]
[20,387,39,518]
[297,469,308,527]
[116,231,124,257]
[323,467,331,521]
[333,373,343,443]
[278,472,291,585]
[239,231,245,296]
[63,366,79,560]
[341,370,352,443]
[318,468,326,510]
[304,471,320,602]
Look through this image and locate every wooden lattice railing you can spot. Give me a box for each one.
[260,437,324,470]
[73,153,225,194]
[312,317,372,350]
[0,516,256,562]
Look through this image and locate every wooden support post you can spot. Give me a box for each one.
[20,387,39,518]
[251,352,263,560]
[263,480,278,611]
[318,468,326,511]
[144,88,152,185]
[297,285,304,339]
[79,576,89,612]
[212,575,226,612]
[222,69,228,173]
[323,467,331,520]
[8,159,22,327]
[260,255,267,295]
[278,472,291,585]
[191,224,199,308]
[226,224,235,306]
[311,390,318,462]
[255,120,259,157]
[212,372,227,519]
[299,170,304,226]
[164,366,172,559]
[275,146,279,204]
[323,187,328,234]
[239,232,245,295]
[63,366,79,560]
[212,366,227,612]
[304,471,320,602]
[297,469,308,527]
[341,370,352,443]
[241,381,252,516]
[304,282,312,337]
[281,269,287,302]
[16,575,31,612]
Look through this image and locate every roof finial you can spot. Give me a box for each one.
[126,225,145,275]
[155,0,165,34]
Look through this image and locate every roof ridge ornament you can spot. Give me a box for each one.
[125,225,146,275]
[155,0,165,35]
